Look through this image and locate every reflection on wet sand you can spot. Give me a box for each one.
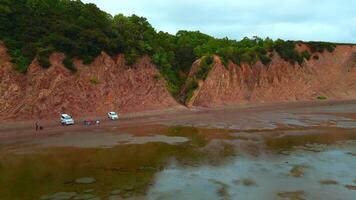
[0,102,356,200]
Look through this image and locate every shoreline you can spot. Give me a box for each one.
[1,99,356,142]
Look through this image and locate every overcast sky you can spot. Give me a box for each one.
[82,0,356,43]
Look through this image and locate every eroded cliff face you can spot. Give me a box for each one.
[1,43,356,120]
[188,45,356,107]
[0,43,179,120]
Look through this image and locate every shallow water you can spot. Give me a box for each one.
[148,146,356,200]
[0,115,356,199]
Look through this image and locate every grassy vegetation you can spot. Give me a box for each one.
[301,50,311,61]
[184,78,199,102]
[196,55,214,80]
[178,55,214,102]
[89,77,100,85]
[317,96,327,100]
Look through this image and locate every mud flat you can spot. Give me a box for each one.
[0,101,356,199]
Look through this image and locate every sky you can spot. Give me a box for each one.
[81,0,356,43]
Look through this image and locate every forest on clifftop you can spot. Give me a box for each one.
[0,0,338,98]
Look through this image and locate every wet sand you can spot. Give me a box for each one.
[0,100,356,200]
[1,99,356,141]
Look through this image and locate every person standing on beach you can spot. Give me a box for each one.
[35,121,39,131]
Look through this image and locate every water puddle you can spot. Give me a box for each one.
[28,132,189,148]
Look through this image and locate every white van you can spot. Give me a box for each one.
[61,114,75,125]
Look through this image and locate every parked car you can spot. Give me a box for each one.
[108,112,119,120]
[61,114,74,125]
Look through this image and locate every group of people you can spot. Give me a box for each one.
[84,119,100,126]
[35,121,43,131]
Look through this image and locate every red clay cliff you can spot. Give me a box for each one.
[0,43,179,120]
[188,45,356,107]
[1,43,356,121]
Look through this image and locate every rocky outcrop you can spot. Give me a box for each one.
[0,43,179,120]
[188,45,356,107]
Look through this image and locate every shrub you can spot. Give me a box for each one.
[37,48,53,68]
[255,46,267,55]
[259,54,272,65]
[63,57,77,72]
[317,96,328,100]
[153,52,182,97]
[196,55,214,80]
[89,77,100,85]
[307,42,336,53]
[202,54,214,66]
[153,74,161,81]
[11,52,30,73]
[317,96,327,100]
[185,79,199,102]
[220,56,228,68]
[37,55,50,69]
[301,50,311,60]
[273,40,304,65]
